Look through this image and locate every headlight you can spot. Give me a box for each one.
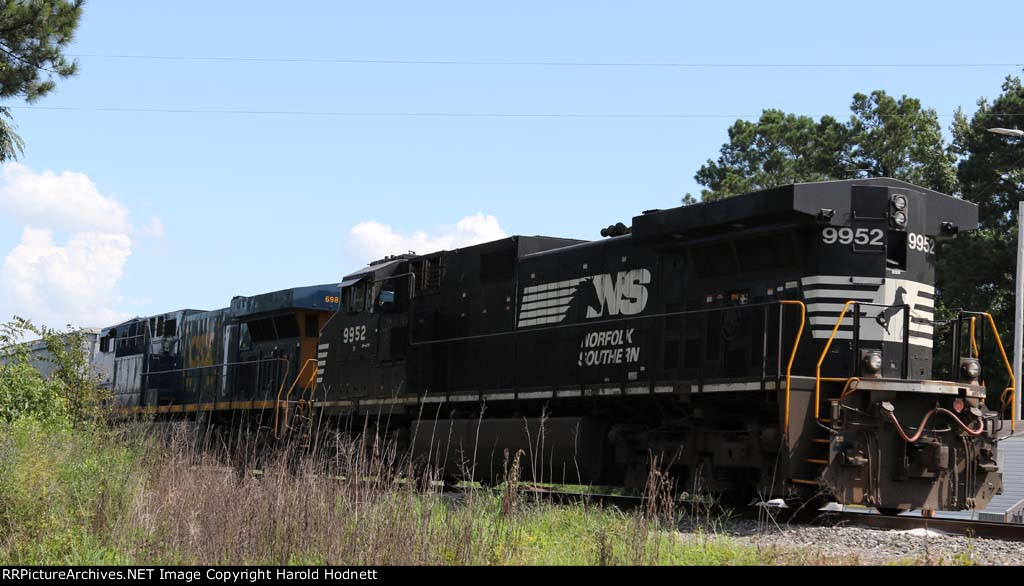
[960,358,981,381]
[892,211,908,227]
[892,194,908,211]
[862,351,883,374]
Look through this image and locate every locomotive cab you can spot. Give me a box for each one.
[317,255,415,400]
[229,285,340,403]
[633,179,1000,511]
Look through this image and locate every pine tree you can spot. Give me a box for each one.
[0,0,84,160]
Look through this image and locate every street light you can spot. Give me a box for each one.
[988,127,1024,428]
[988,127,1024,138]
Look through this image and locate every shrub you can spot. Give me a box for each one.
[0,419,141,564]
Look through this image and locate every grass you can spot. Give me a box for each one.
[0,418,981,566]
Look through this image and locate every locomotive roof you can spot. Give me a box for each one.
[631,178,978,244]
[229,283,341,316]
[340,235,584,283]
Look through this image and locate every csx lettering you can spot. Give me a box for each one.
[587,269,651,318]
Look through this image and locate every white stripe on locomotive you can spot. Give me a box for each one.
[801,276,935,348]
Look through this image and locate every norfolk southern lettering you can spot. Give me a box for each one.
[517,268,651,328]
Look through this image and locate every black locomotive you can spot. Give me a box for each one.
[104,178,1009,514]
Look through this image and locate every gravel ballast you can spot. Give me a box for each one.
[679,517,1023,565]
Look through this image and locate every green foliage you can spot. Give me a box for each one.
[0,317,109,426]
[935,76,1024,397]
[695,110,847,201]
[0,419,140,564]
[695,90,957,201]
[0,0,84,160]
[0,359,64,424]
[847,91,958,194]
[693,81,1023,402]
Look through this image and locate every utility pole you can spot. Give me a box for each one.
[1015,199,1023,426]
[988,128,1024,428]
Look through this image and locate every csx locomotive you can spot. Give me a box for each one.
[101,178,1011,514]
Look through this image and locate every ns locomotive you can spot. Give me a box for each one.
[104,178,1010,514]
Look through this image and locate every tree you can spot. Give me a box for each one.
[694,110,847,201]
[694,90,957,200]
[0,317,107,426]
[692,83,1019,406]
[0,0,84,160]
[938,76,1024,397]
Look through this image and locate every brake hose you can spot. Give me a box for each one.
[887,407,984,443]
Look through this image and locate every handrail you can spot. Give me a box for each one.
[981,312,1015,433]
[815,300,857,421]
[839,377,861,400]
[1001,386,1015,414]
[780,300,805,436]
[958,311,1016,432]
[411,299,794,347]
[275,358,318,437]
[1007,496,1024,524]
[969,317,980,359]
[288,360,319,434]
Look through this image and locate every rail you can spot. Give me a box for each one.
[780,300,805,436]
[134,356,290,408]
[970,316,980,359]
[816,301,853,421]
[404,298,807,432]
[1008,497,1024,524]
[275,358,318,438]
[839,377,861,400]
[956,311,1016,432]
[815,300,911,421]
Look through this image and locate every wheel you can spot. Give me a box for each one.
[876,507,907,517]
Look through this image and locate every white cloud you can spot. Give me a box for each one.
[0,164,153,328]
[348,213,508,264]
[1,228,132,327]
[0,163,131,234]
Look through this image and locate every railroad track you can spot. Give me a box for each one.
[508,487,1024,542]
[817,511,1024,542]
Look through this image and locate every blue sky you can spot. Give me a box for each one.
[0,0,1022,328]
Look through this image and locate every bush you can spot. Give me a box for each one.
[0,317,108,426]
[0,360,65,424]
[0,419,141,564]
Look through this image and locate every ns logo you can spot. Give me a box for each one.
[585,268,652,318]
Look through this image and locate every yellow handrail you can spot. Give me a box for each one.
[815,300,857,420]
[1001,386,1015,414]
[780,300,806,436]
[980,313,1015,432]
[839,377,861,400]
[275,358,318,437]
[969,317,979,359]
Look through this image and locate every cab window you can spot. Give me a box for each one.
[239,322,252,350]
[349,281,367,312]
[378,288,396,311]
